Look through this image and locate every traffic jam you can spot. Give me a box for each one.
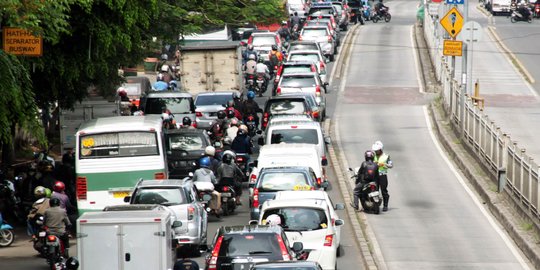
[0,1,382,270]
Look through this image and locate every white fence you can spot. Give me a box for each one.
[423,7,540,219]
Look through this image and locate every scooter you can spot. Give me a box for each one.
[244,114,258,137]
[193,181,221,218]
[510,9,533,23]
[246,74,256,89]
[348,168,382,214]
[0,213,14,247]
[255,72,268,97]
[218,185,237,216]
[235,153,250,181]
[372,7,391,23]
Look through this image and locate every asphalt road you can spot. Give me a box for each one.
[0,26,365,270]
[336,1,531,269]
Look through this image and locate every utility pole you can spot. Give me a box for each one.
[460,0,468,132]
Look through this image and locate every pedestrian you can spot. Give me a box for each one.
[372,141,393,211]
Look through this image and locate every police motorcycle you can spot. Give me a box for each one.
[348,167,382,214]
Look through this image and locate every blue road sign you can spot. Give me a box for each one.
[446,0,464,4]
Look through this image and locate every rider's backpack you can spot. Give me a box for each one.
[269,52,279,65]
[363,161,378,181]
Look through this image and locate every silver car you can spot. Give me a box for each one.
[194,90,241,129]
[124,179,208,255]
[299,26,336,61]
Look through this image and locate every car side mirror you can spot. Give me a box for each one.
[172,221,183,228]
[258,137,264,145]
[334,219,344,226]
[324,136,331,145]
[292,242,304,252]
[123,196,131,203]
[334,203,345,210]
[249,220,259,225]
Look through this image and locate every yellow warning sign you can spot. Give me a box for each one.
[2,28,43,56]
[443,40,463,56]
[440,7,464,39]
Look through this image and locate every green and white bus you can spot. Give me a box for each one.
[75,115,167,215]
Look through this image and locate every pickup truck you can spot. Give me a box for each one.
[123,179,208,256]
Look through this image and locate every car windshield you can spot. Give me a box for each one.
[283,66,313,75]
[252,36,276,46]
[195,94,232,106]
[219,233,282,257]
[302,29,328,37]
[270,129,319,145]
[268,100,307,115]
[289,54,320,63]
[280,76,316,88]
[262,207,328,231]
[289,44,318,52]
[167,133,206,151]
[144,97,194,114]
[133,187,187,205]
[258,172,310,191]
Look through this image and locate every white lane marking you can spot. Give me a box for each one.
[410,25,424,93]
[423,105,531,270]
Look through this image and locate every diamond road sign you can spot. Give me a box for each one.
[446,0,464,4]
[440,7,464,39]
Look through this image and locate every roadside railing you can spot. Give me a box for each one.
[423,8,540,220]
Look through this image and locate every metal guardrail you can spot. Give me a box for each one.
[423,10,540,219]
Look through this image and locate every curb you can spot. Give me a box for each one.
[486,26,535,84]
[427,103,540,269]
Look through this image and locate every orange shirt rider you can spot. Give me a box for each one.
[268,45,283,70]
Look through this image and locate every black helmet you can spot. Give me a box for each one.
[271,45,278,51]
[226,109,236,119]
[365,150,375,161]
[237,128,246,136]
[217,110,226,119]
[222,153,233,164]
[49,197,61,207]
[182,117,192,126]
[66,257,80,270]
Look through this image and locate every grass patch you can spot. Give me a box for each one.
[453,139,461,145]
[521,222,533,231]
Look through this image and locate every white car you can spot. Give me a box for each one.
[287,50,328,82]
[257,191,345,270]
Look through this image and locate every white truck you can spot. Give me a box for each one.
[77,210,175,270]
[179,42,243,95]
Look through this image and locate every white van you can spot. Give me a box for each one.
[249,144,327,189]
[260,120,329,167]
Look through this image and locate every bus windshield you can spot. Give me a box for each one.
[79,131,159,159]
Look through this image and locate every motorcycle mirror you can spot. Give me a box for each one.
[324,136,332,145]
[322,181,329,189]
[292,242,304,252]
[123,196,131,203]
[188,172,194,177]
[348,167,353,171]
[334,219,345,226]
[334,203,345,210]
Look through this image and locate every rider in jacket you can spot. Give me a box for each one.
[351,151,380,211]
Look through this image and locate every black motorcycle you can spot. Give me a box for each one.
[372,7,391,23]
[510,9,533,23]
[218,185,236,216]
[349,168,382,214]
[244,114,258,137]
[255,72,268,97]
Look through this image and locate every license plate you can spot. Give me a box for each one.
[221,193,232,198]
[113,191,131,198]
[39,232,46,237]
[368,191,380,197]
[246,121,255,125]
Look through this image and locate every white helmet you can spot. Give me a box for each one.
[372,141,383,152]
[161,64,170,72]
[157,73,165,81]
[248,54,256,60]
[266,214,282,226]
[205,146,216,156]
[161,113,171,120]
[223,149,236,159]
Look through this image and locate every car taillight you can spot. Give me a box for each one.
[191,122,197,128]
[263,112,269,128]
[320,61,325,72]
[207,236,223,270]
[327,35,332,42]
[76,177,87,200]
[315,85,321,96]
[324,234,334,246]
[253,188,259,208]
[188,206,195,220]
[276,234,292,261]
[196,111,203,117]
[317,177,322,185]
[250,174,257,183]
[154,172,166,179]
[312,111,319,119]
[277,87,281,94]
[311,65,317,72]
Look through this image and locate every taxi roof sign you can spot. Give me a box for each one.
[440,7,464,39]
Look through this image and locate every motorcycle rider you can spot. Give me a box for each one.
[192,157,221,212]
[231,128,253,158]
[224,118,240,146]
[277,21,291,42]
[51,181,75,213]
[209,110,227,142]
[180,117,195,129]
[268,45,283,76]
[226,100,243,120]
[350,151,380,212]
[289,12,301,30]
[162,110,177,129]
[216,152,244,205]
[27,186,50,235]
[242,91,263,127]
[44,197,71,248]
[374,0,389,17]
[516,2,531,19]
[372,141,393,211]
[244,54,258,84]
[204,146,220,173]
[256,57,271,83]
[243,44,258,64]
